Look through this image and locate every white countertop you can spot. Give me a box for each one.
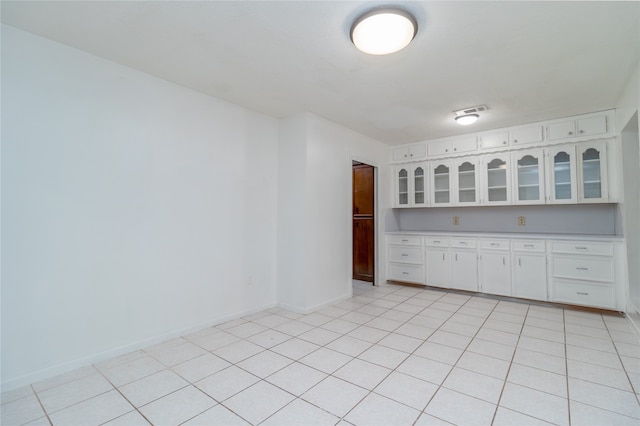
[385,231,624,241]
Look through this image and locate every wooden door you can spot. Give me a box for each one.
[353,163,374,282]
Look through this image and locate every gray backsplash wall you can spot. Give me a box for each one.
[396,204,619,235]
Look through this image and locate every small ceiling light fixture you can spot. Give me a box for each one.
[455,114,480,125]
[454,105,487,125]
[350,8,418,55]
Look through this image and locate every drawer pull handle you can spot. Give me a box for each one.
[575,246,588,250]
[401,254,409,257]
[459,242,468,246]
[576,267,589,271]
[524,244,534,248]
[433,240,440,243]
[401,239,409,242]
[402,272,409,275]
[576,292,589,296]
[491,243,499,247]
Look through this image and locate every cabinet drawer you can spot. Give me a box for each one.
[479,239,510,250]
[389,263,424,284]
[388,235,422,246]
[388,246,423,264]
[551,241,613,256]
[512,240,545,253]
[552,257,614,282]
[451,238,477,249]
[425,237,450,247]
[553,279,616,310]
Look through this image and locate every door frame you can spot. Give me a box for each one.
[351,155,379,286]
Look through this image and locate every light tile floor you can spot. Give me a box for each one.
[3,281,640,425]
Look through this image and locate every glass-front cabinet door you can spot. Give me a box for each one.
[545,145,577,204]
[481,155,511,205]
[394,166,410,207]
[512,149,545,205]
[411,164,428,207]
[453,159,479,206]
[430,161,453,207]
[577,141,608,203]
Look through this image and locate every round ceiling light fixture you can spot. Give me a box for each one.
[350,8,418,55]
[455,114,480,125]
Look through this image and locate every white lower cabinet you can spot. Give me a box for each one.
[550,240,617,310]
[479,239,511,296]
[512,240,547,301]
[425,237,450,288]
[387,236,424,284]
[387,234,623,311]
[450,238,478,292]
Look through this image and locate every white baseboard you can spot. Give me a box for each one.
[1,302,277,392]
[277,292,352,315]
[626,298,640,334]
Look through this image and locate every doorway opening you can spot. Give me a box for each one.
[352,161,375,284]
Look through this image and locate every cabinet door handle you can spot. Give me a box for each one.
[513,139,518,144]
[568,131,574,135]
[576,267,589,271]
[503,257,505,265]
[503,141,507,145]
[455,254,458,261]
[519,258,522,267]
[576,291,589,296]
[442,253,445,261]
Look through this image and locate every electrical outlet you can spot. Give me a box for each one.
[453,216,460,225]
[518,216,526,226]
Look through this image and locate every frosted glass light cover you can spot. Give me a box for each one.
[351,10,417,55]
[455,114,479,125]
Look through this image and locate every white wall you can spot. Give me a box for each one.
[615,60,640,327]
[1,25,279,388]
[305,114,390,308]
[276,114,390,312]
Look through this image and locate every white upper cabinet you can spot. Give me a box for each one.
[577,115,608,137]
[391,143,427,163]
[545,145,578,204]
[547,120,577,141]
[478,131,510,150]
[480,155,512,205]
[393,163,429,207]
[577,141,608,203]
[430,161,454,207]
[427,135,477,157]
[512,149,545,205]
[453,158,480,206]
[511,124,544,147]
[547,112,609,142]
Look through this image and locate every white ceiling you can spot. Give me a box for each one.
[2,1,639,145]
